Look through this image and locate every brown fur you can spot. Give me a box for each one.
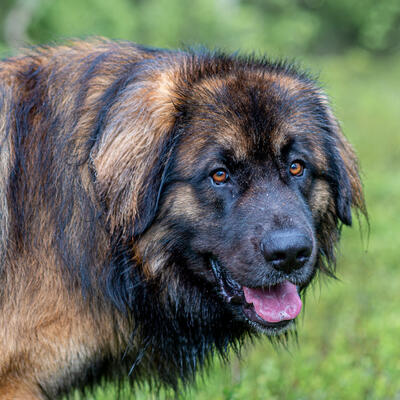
[0,39,365,398]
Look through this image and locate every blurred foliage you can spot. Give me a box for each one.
[0,0,399,56]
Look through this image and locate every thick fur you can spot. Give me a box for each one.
[0,39,365,399]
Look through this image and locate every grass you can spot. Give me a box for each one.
[77,52,400,399]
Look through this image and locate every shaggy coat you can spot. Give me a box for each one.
[0,39,365,399]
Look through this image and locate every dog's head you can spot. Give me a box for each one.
[93,52,365,337]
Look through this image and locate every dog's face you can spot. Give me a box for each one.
[169,129,316,334]
[129,67,363,336]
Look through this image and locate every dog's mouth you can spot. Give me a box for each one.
[210,259,302,333]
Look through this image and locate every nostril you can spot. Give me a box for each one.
[296,247,311,262]
[270,252,286,262]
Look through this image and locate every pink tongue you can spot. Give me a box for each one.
[243,281,302,323]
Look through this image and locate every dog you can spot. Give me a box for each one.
[0,39,365,399]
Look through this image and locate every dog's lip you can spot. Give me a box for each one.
[242,304,292,329]
[209,259,302,328]
[209,259,244,303]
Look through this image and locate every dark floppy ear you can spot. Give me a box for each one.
[92,65,180,238]
[324,107,366,226]
[130,140,176,237]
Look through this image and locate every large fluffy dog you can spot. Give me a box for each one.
[0,39,365,398]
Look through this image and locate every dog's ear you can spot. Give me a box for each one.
[323,105,366,226]
[92,64,180,238]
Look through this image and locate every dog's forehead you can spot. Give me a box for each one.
[179,70,327,166]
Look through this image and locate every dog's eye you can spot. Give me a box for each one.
[289,161,304,177]
[211,169,229,185]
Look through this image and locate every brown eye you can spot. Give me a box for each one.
[289,161,304,177]
[212,169,229,184]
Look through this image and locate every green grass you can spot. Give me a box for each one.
[79,53,400,399]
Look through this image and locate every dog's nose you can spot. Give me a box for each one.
[261,230,312,274]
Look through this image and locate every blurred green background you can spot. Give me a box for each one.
[1,1,399,399]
